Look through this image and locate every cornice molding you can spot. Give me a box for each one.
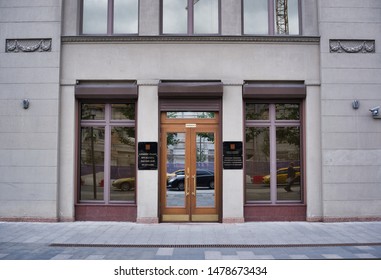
[61,35,320,44]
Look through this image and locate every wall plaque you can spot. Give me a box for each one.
[223,141,243,169]
[138,142,158,170]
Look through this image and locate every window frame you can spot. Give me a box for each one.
[244,100,304,205]
[242,0,302,36]
[161,0,221,35]
[80,0,140,35]
[77,101,137,205]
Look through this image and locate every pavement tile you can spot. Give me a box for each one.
[289,254,309,259]
[205,251,222,260]
[156,248,174,256]
[354,253,377,259]
[321,254,343,259]
[0,253,9,259]
[236,251,256,259]
[50,254,73,260]
[85,254,105,260]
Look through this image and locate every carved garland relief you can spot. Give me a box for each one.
[6,39,52,53]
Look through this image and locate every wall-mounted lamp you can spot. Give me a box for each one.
[369,106,380,119]
[352,100,360,110]
[22,99,30,110]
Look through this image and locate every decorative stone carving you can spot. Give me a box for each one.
[330,40,375,53]
[6,39,52,53]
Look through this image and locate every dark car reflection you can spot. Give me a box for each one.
[167,169,214,191]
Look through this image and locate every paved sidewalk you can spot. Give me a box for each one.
[0,221,381,260]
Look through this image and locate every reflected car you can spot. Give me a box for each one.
[167,169,214,191]
[166,169,185,181]
[262,167,300,185]
[112,177,136,191]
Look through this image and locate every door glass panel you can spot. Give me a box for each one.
[166,112,215,119]
[80,127,105,201]
[194,0,219,34]
[166,132,186,207]
[163,0,188,34]
[195,132,215,207]
[110,127,136,201]
[276,127,301,201]
[245,127,270,201]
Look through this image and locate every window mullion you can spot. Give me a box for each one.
[188,0,194,34]
[269,104,277,204]
[268,0,275,35]
[108,0,114,35]
[104,104,112,203]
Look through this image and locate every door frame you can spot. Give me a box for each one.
[159,112,222,222]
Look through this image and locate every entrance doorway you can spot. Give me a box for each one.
[160,112,220,222]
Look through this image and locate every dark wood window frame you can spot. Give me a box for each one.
[75,81,138,221]
[243,82,306,221]
[160,0,221,35]
[80,0,140,35]
[242,0,302,36]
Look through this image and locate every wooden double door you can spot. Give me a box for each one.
[160,112,220,222]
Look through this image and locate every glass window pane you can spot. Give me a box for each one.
[276,127,301,201]
[196,132,215,207]
[114,0,138,34]
[110,127,136,202]
[163,0,188,34]
[166,112,215,119]
[111,104,135,120]
[276,104,300,120]
[275,0,299,35]
[245,104,269,120]
[245,127,270,202]
[194,0,219,34]
[244,0,268,35]
[81,104,105,120]
[80,127,105,201]
[83,0,108,34]
[166,132,186,207]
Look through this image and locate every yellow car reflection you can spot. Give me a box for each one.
[262,167,300,185]
[112,177,136,191]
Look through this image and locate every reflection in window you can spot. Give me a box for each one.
[163,0,188,34]
[194,0,219,34]
[81,104,105,120]
[114,0,139,34]
[243,0,300,35]
[275,0,299,35]
[246,104,269,120]
[79,103,136,203]
[167,112,215,119]
[162,0,219,34]
[82,0,139,35]
[111,104,135,120]
[82,0,108,34]
[243,0,268,35]
[276,127,301,201]
[80,127,105,201]
[245,103,302,204]
[110,127,136,201]
[245,127,270,202]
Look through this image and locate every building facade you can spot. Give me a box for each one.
[0,0,380,223]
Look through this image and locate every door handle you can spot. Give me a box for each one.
[192,175,196,196]
[185,175,190,196]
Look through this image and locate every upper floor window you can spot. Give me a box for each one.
[162,0,220,35]
[243,0,300,35]
[82,0,139,35]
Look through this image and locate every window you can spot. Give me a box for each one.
[243,0,300,35]
[79,103,136,203]
[82,0,139,35]
[162,0,220,35]
[245,103,303,203]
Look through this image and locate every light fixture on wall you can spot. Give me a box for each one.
[369,106,380,119]
[352,100,360,110]
[22,99,30,110]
